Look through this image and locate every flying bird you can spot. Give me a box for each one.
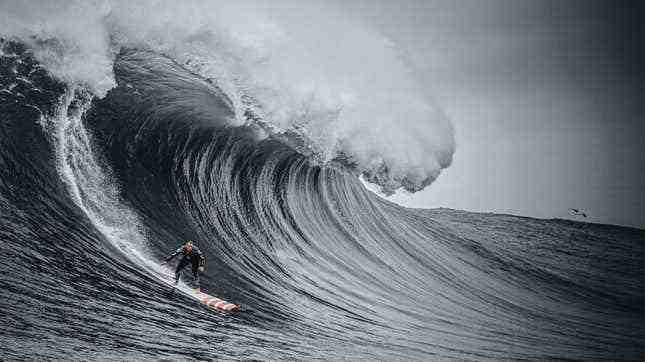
[569,208,587,218]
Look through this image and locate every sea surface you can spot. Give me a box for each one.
[1,39,644,361]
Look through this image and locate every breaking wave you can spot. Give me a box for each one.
[1,2,644,360]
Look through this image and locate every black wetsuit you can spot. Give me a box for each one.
[165,245,205,286]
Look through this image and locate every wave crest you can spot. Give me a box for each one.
[0,0,455,193]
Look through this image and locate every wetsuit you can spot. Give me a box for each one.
[165,245,205,287]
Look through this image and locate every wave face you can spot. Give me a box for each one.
[1,24,645,362]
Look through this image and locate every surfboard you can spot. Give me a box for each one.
[161,276,240,312]
[194,290,240,312]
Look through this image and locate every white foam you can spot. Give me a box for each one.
[43,88,166,276]
[2,0,455,193]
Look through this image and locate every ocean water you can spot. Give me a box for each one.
[0,31,644,361]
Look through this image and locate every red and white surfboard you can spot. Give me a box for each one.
[161,276,240,312]
[194,290,240,312]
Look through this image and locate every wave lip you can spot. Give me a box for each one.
[0,0,455,195]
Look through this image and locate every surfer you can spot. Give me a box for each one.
[163,241,205,289]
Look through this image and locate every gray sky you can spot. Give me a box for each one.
[344,0,645,228]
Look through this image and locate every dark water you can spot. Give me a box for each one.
[1,40,644,361]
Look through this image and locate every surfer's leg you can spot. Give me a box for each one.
[191,262,200,288]
[174,258,190,284]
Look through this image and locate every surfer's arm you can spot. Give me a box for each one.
[197,248,205,266]
[164,247,183,262]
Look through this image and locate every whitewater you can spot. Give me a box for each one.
[1,1,644,360]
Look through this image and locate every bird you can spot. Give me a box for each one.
[569,208,587,218]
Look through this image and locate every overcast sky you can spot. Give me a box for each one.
[344,0,645,228]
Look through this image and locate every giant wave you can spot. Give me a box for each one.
[1,2,644,360]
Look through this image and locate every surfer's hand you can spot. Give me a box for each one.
[198,266,204,273]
